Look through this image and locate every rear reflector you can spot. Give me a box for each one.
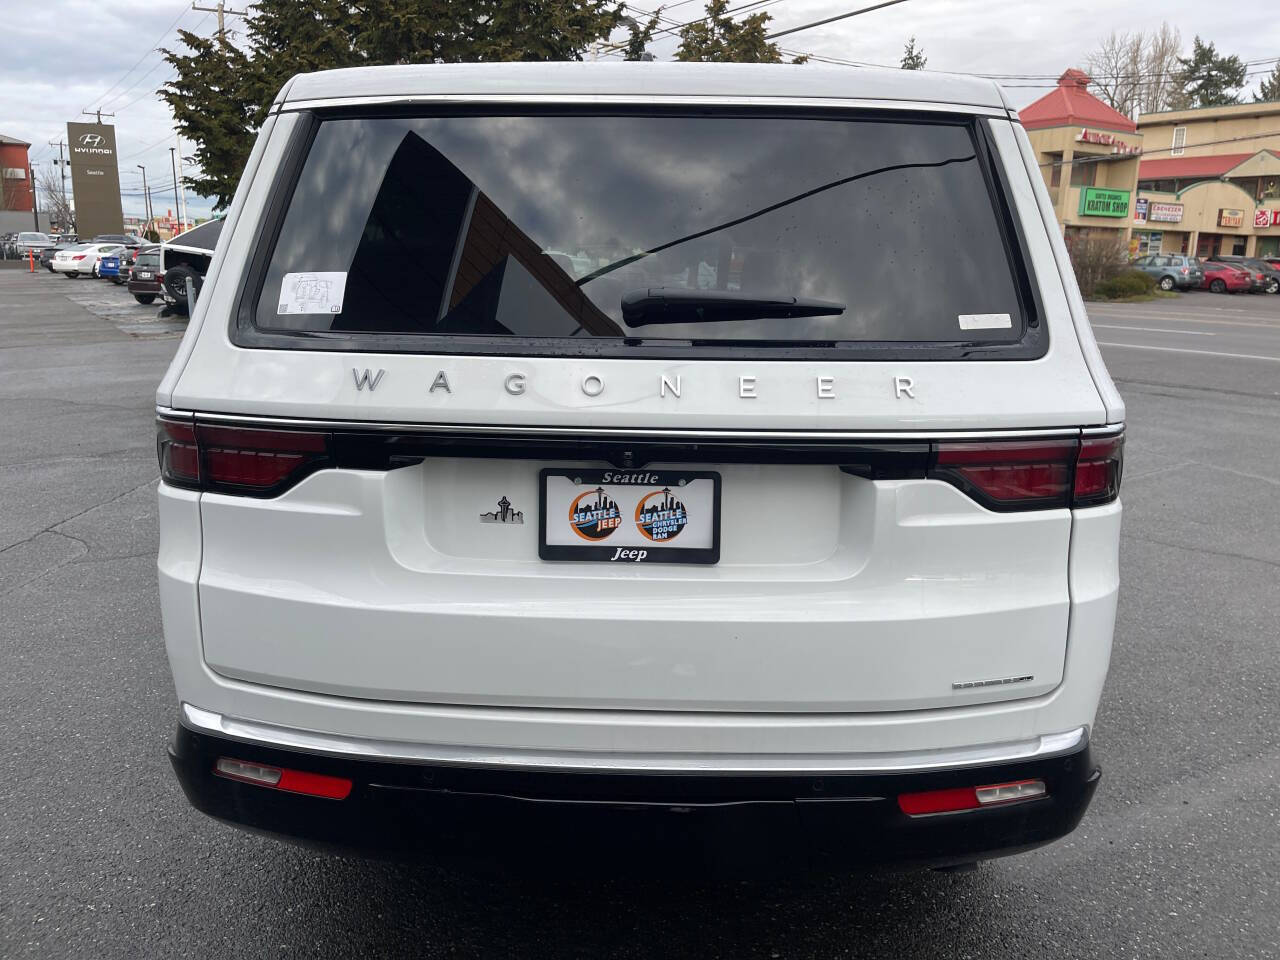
[898,778,1047,816]
[215,757,352,800]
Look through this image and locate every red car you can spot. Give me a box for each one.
[1200,261,1252,293]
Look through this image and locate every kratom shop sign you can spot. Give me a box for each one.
[1079,187,1131,218]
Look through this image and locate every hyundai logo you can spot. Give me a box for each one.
[78,133,105,147]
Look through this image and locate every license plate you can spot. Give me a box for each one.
[539,469,721,564]
[137,271,153,279]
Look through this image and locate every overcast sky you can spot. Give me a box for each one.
[4,0,1278,221]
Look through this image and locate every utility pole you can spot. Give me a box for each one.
[137,164,152,238]
[80,108,116,126]
[175,136,189,232]
[29,165,40,231]
[169,147,182,237]
[192,1,246,43]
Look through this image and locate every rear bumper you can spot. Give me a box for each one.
[169,717,1100,870]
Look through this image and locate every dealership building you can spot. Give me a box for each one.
[1022,72,1280,259]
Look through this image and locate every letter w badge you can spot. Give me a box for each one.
[352,368,385,391]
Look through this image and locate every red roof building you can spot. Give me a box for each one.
[1138,150,1280,182]
[1019,70,1138,133]
[1019,71,1144,247]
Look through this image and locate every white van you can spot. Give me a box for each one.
[158,62,1123,869]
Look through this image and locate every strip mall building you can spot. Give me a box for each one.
[1022,71,1280,260]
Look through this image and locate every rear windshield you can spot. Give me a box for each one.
[135,251,160,268]
[247,113,1032,353]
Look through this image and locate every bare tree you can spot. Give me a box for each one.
[1087,31,1145,117]
[1141,23,1182,113]
[35,165,74,233]
[1085,23,1183,118]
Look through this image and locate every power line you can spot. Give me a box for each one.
[83,0,193,114]
[765,0,908,40]
[1036,127,1280,172]
[599,0,788,54]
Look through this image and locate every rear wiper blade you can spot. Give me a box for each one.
[621,288,845,326]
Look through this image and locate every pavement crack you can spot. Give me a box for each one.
[1123,532,1280,572]
[0,475,158,557]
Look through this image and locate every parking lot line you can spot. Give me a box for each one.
[1096,341,1280,363]
[1091,324,1214,336]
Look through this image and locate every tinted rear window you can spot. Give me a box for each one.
[247,113,1033,352]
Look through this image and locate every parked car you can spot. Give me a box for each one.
[155,217,222,312]
[127,245,163,303]
[12,231,55,258]
[1200,261,1253,293]
[51,242,124,278]
[1208,255,1279,294]
[157,63,1124,871]
[91,233,147,251]
[39,241,80,272]
[1132,254,1203,291]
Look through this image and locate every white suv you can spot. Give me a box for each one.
[157,62,1123,869]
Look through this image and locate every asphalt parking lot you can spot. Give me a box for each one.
[2,268,1278,959]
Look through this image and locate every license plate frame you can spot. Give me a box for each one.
[136,271,153,279]
[539,468,721,564]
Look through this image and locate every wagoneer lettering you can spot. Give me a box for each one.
[158,62,1122,870]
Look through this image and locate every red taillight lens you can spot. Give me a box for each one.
[930,433,1123,511]
[157,420,200,484]
[1074,434,1124,506]
[931,440,1076,510]
[156,418,330,495]
[73,254,86,260]
[198,425,328,489]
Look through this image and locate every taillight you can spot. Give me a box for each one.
[157,417,330,496]
[73,254,86,260]
[1074,433,1124,506]
[930,432,1123,511]
[930,440,1076,511]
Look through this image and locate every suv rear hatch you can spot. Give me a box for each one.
[168,106,1113,713]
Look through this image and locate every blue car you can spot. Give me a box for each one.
[1132,254,1203,291]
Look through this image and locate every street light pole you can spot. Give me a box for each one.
[136,164,151,237]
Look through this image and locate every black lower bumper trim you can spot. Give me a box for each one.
[169,724,1099,871]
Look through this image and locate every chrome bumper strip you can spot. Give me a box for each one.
[181,703,1087,775]
[156,407,1121,443]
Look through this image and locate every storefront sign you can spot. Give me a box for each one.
[1079,187,1131,218]
[1149,202,1183,223]
[1253,209,1280,228]
[66,121,124,238]
[1218,208,1245,228]
[1133,198,1149,222]
[1075,128,1142,156]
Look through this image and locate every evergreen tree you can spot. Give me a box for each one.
[1173,36,1246,108]
[1257,62,1280,102]
[900,36,926,70]
[675,0,804,64]
[622,9,661,61]
[162,0,622,209]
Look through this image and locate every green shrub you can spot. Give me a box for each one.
[1096,268,1156,300]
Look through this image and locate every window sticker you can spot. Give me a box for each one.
[278,271,347,315]
[958,313,1013,331]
